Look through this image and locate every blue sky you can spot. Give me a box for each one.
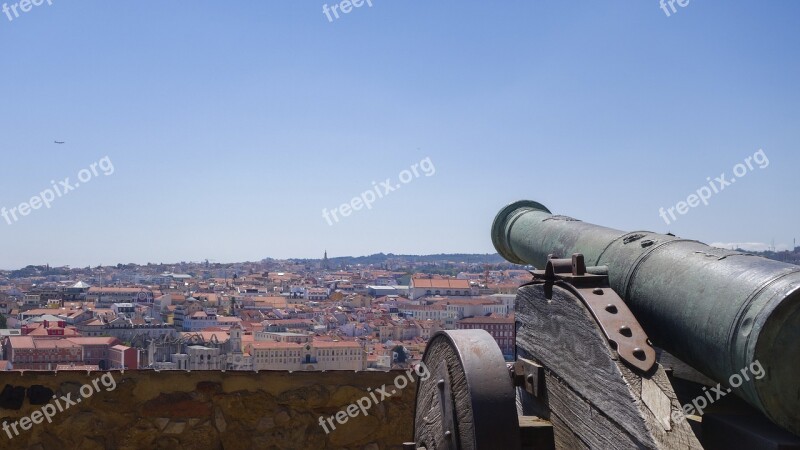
[0,1,798,269]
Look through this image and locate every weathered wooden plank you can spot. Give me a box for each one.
[516,283,702,450]
[550,414,591,450]
[545,371,648,449]
[519,415,555,450]
[414,339,475,450]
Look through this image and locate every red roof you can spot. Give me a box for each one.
[458,314,514,324]
[412,278,470,289]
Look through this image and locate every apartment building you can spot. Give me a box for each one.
[457,315,515,358]
[248,337,365,371]
[398,304,452,322]
[182,309,219,331]
[409,277,475,300]
[444,298,508,320]
[3,336,82,370]
[87,287,156,305]
[109,344,139,369]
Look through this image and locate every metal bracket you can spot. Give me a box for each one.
[511,357,545,398]
[529,254,656,374]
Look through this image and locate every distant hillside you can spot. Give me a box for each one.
[311,248,800,268]
[293,253,508,266]
[741,248,800,266]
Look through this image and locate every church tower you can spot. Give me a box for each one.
[229,324,243,353]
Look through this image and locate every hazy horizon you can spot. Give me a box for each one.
[3,243,796,272]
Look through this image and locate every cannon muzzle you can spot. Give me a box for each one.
[492,200,800,435]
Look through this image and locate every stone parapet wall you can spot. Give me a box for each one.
[0,370,415,449]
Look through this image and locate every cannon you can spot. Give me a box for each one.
[411,200,800,449]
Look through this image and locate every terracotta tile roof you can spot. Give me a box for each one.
[315,340,362,348]
[26,327,81,337]
[248,339,361,350]
[248,341,302,349]
[21,308,57,316]
[7,337,81,350]
[249,296,288,307]
[458,315,514,323]
[67,337,119,346]
[6,336,35,349]
[411,278,471,289]
[217,316,242,324]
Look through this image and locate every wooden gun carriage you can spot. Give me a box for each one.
[408,201,800,450]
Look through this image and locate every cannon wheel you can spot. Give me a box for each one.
[413,330,520,450]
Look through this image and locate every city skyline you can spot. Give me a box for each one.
[4,243,798,273]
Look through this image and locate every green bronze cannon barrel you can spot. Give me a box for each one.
[492,200,800,435]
